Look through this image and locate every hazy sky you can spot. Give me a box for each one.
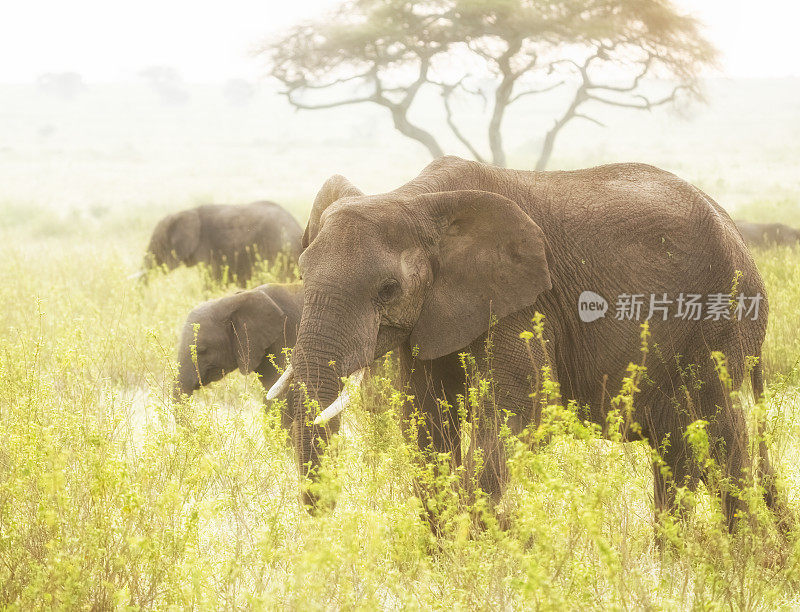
[1,0,796,83]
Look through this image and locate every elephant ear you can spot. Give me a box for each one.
[409,190,552,361]
[169,210,201,261]
[302,175,363,249]
[228,290,287,374]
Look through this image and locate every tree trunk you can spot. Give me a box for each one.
[488,40,521,168]
[536,88,588,171]
[388,105,445,159]
[536,128,558,171]
[489,78,513,168]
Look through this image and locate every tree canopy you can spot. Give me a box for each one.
[261,0,717,169]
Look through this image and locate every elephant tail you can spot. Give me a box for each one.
[751,354,764,404]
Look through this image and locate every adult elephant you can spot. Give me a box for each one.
[175,283,303,430]
[735,220,800,248]
[275,156,777,529]
[141,201,302,286]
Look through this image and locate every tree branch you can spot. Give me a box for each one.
[398,53,432,111]
[574,113,606,127]
[591,53,654,92]
[535,48,601,170]
[368,57,445,158]
[287,70,377,91]
[285,90,378,110]
[508,80,565,105]
[587,85,685,110]
[535,46,682,170]
[438,80,486,163]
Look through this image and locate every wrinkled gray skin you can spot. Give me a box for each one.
[291,155,779,530]
[176,283,303,430]
[735,220,800,248]
[145,201,302,286]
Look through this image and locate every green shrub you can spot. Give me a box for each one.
[0,206,798,608]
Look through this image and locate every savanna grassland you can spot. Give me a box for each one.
[1,80,800,609]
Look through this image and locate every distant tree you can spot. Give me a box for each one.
[37,72,86,99]
[140,66,190,105]
[261,0,717,169]
[224,78,256,105]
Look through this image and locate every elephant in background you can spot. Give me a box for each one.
[274,155,780,531]
[142,201,303,286]
[175,283,303,430]
[735,220,800,248]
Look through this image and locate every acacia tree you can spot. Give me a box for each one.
[261,0,716,169]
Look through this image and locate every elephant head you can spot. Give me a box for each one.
[175,287,293,398]
[145,209,202,272]
[277,175,552,509]
[777,224,800,246]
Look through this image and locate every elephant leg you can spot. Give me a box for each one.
[691,378,752,530]
[400,346,464,462]
[466,401,522,509]
[707,420,749,530]
[706,406,752,530]
[280,388,295,433]
[651,434,702,550]
[754,438,794,532]
[467,308,555,505]
[236,251,254,287]
[399,346,465,533]
[650,423,699,524]
[651,376,771,532]
[757,438,781,514]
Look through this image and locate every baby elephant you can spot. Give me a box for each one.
[175,283,303,429]
[736,220,800,248]
[142,201,303,286]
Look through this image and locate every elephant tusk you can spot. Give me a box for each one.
[128,270,147,281]
[313,368,367,426]
[266,364,294,400]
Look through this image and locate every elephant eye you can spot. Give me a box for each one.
[378,279,401,303]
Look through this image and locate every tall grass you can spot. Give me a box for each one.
[0,206,799,608]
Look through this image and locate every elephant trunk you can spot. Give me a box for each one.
[289,290,376,510]
[173,356,199,401]
[143,250,159,271]
[129,252,158,284]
